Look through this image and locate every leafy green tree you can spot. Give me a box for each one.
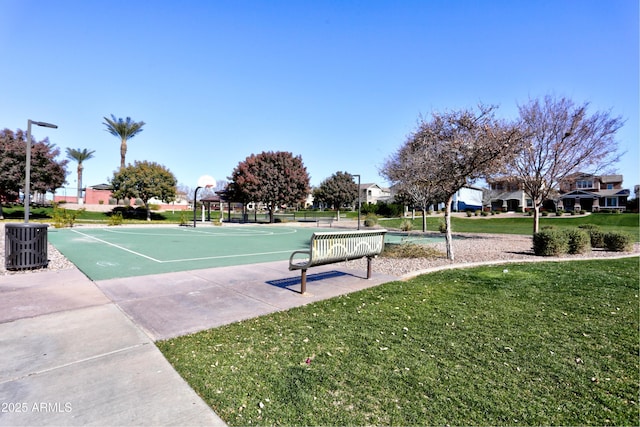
[313,171,358,220]
[103,114,145,169]
[110,160,177,221]
[66,148,95,203]
[0,129,67,219]
[31,140,68,200]
[228,151,310,223]
[0,129,24,218]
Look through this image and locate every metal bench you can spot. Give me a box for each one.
[289,229,387,294]
[316,217,334,227]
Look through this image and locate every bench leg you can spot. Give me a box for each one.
[367,257,372,279]
[300,269,307,294]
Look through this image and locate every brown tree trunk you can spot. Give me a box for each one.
[421,203,427,232]
[77,164,83,202]
[532,205,541,234]
[445,194,454,261]
[120,139,127,169]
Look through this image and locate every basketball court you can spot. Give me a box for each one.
[47,224,331,281]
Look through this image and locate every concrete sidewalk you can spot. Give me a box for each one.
[0,261,397,426]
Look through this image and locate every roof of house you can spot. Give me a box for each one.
[599,175,623,183]
[90,183,112,190]
[560,188,630,199]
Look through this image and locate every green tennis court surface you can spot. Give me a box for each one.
[48,225,332,281]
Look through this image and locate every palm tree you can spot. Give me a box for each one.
[102,114,145,169]
[65,148,95,204]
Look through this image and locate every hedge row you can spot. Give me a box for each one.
[533,225,634,256]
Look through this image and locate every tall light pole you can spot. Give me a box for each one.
[25,120,58,223]
[353,174,361,230]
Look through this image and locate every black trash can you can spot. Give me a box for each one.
[4,223,49,270]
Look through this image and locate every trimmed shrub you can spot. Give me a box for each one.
[363,214,378,227]
[564,229,591,254]
[376,201,403,217]
[438,220,447,233]
[578,224,605,248]
[52,206,85,228]
[466,211,473,217]
[603,232,634,252]
[179,211,189,226]
[400,218,413,231]
[107,211,124,226]
[556,209,565,216]
[533,230,568,256]
[577,224,599,230]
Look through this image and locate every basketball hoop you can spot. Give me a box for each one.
[193,175,216,227]
[197,175,216,189]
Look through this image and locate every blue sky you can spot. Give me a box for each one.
[1,0,638,194]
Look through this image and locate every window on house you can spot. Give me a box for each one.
[605,197,617,207]
[607,184,613,190]
[577,180,593,189]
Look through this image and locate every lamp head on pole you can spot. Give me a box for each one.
[30,120,58,129]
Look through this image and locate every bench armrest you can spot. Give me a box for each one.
[289,250,312,270]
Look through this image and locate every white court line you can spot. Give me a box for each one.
[70,229,163,263]
[102,227,298,237]
[69,229,300,264]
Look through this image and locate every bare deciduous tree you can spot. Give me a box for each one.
[387,105,523,260]
[511,95,624,233]
[382,140,445,232]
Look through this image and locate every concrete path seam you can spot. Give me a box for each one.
[0,342,150,385]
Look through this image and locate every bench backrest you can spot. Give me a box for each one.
[309,230,387,265]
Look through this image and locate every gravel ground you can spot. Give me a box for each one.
[340,232,640,278]
[1,222,637,277]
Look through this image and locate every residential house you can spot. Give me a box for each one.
[558,173,629,212]
[54,183,190,211]
[451,185,484,211]
[360,183,392,205]
[484,177,533,212]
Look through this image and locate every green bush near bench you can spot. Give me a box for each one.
[533,229,568,256]
[604,232,634,252]
[534,226,633,256]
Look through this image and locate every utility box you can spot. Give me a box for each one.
[5,223,49,270]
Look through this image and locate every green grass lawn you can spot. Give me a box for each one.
[0,205,194,223]
[157,257,639,426]
[383,213,639,239]
[3,205,638,239]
